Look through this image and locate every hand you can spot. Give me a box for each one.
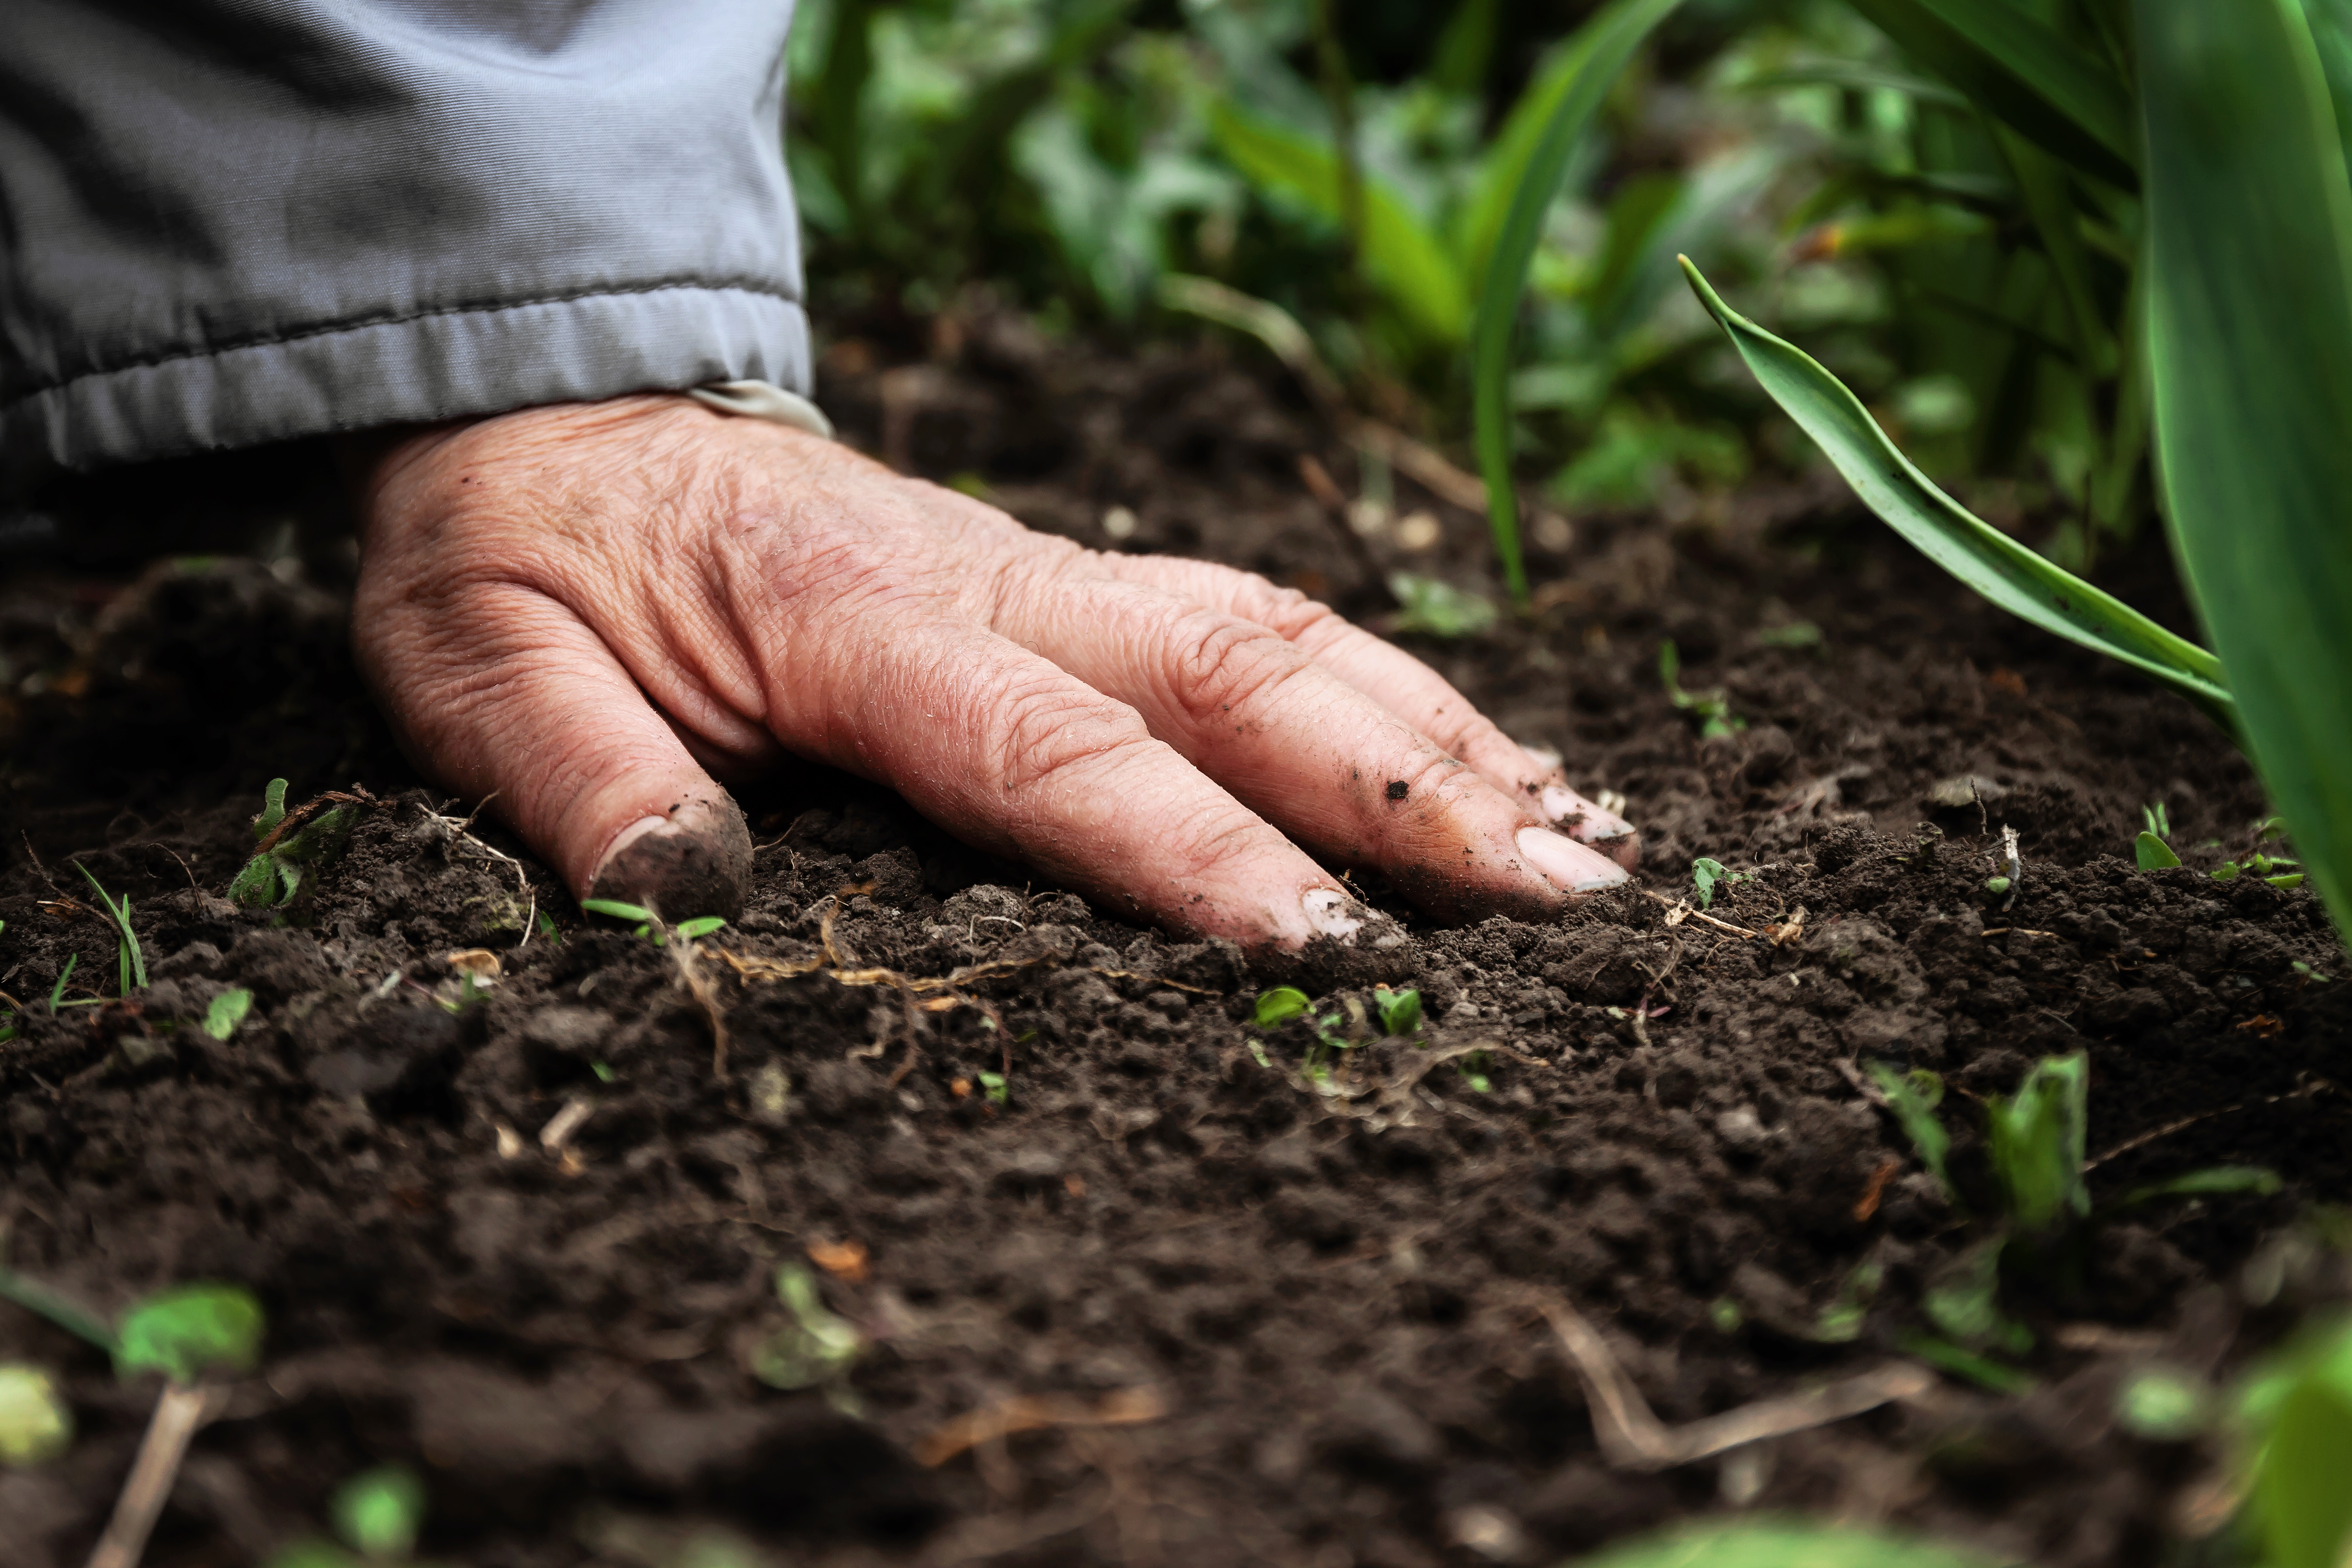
[349,394,1635,946]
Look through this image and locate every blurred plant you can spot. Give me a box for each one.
[578,899,727,945]
[266,1465,430,1568]
[753,1264,865,1402]
[231,779,360,909]
[0,1363,71,1468]
[74,863,145,996]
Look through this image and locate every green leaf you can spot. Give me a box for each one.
[1901,1328,2038,1395]
[579,898,656,924]
[1692,858,1727,910]
[2120,1165,2282,1207]
[1471,0,1683,605]
[1985,1051,2089,1233]
[1844,0,2137,186]
[1372,987,1422,1036]
[0,1363,73,1468]
[2251,1318,2352,1568]
[1868,1063,1957,1201]
[113,1283,265,1384]
[673,916,728,940]
[2139,0,2352,957]
[332,1465,424,1560]
[202,988,254,1042]
[0,1269,115,1356]
[2136,831,2182,869]
[1385,573,1496,638]
[754,1265,863,1391]
[2114,1366,2211,1440]
[1571,1518,2005,1567]
[1678,258,2236,730]
[1254,986,1311,1027]
[1204,98,1468,343]
[228,854,283,909]
[254,778,289,840]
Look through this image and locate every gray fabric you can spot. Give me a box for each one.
[0,0,810,490]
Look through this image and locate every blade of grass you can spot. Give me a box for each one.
[1470,0,1684,607]
[1844,0,2137,187]
[1205,98,1468,344]
[2138,0,2352,952]
[1677,256,2235,729]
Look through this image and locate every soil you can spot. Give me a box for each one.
[3,313,2350,1568]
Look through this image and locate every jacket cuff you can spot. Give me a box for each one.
[2,284,811,487]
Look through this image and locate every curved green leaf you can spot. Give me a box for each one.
[1470,0,1684,605]
[1574,1519,2003,1567]
[1205,98,1467,343]
[114,1283,264,1384]
[1846,0,2137,187]
[2140,0,2352,955]
[1679,257,2234,727]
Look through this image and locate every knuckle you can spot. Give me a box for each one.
[990,678,1153,798]
[1227,573,1334,638]
[1165,610,1311,725]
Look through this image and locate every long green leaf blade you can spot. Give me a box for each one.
[2139,0,2352,950]
[1678,257,2234,724]
[1846,0,2137,187]
[1205,98,1468,344]
[1471,0,1683,605]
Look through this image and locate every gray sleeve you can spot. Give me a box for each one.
[0,0,809,489]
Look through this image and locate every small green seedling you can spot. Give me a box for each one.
[1385,572,1497,639]
[977,1070,1009,1107]
[2113,1366,2211,1442]
[0,1363,72,1468]
[1985,1053,2091,1235]
[333,1465,426,1560]
[201,988,253,1042]
[1757,620,1823,649]
[2237,1315,2352,1568]
[231,779,360,909]
[1659,639,1743,738]
[48,953,86,1011]
[74,863,146,995]
[578,899,726,945]
[535,911,562,944]
[1371,986,1422,1036]
[1253,986,1311,1027]
[753,1264,863,1395]
[2143,802,2173,839]
[1867,1064,1956,1209]
[1985,876,2012,895]
[1690,857,1753,910]
[2136,830,2182,870]
[0,1267,263,1388]
[2296,960,2335,983]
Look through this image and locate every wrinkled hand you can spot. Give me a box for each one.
[350,395,1635,946]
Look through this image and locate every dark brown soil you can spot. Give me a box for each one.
[3,319,2349,1568]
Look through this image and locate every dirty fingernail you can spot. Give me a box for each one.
[1519,740,1565,772]
[1302,886,1366,941]
[588,793,753,921]
[1515,827,1628,893]
[1539,784,1633,837]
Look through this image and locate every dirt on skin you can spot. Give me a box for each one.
[2,313,2350,1568]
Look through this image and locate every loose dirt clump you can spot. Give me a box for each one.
[2,325,2348,1568]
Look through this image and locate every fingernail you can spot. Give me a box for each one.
[1301,886,1365,941]
[1519,740,1565,772]
[589,793,753,920]
[1540,784,1634,840]
[1516,827,1628,893]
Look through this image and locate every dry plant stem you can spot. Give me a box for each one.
[2083,1074,2347,1170]
[423,802,536,949]
[669,936,733,1079]
[86,1382,227,1568]
[1523,1291,1932,1470]
[915,1385,1168,1468]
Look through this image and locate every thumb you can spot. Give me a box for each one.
[357,577,752,921]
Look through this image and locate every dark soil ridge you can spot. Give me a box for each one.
[2,326,2349,1568]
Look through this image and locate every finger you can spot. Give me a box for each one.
[355,577,753,919]
[989,569,1627,921]
[1093,553,1639,861]
[761,610,1385,948]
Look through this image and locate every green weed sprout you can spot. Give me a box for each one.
[201,988,253,1041]
[1385,573,1496,639]
[1659,640,1742,738]
[0,1267,262,1386]
[0,1363,72,1468]
[231,779,360,909]
[1690,857,1753,910]
[1372,985,1422,1036]
[977,1070,1009,1108]
[578,899,725,945]
[1253,986,1311,1027]
[74,863,145,994]
[753,1264,863,1394]
[263,1464,428,1568]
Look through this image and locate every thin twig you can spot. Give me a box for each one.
[1519,1290,1932,1470]
[2084,1075,2348,1171]
[85,1382,227,1568]
[916,1385,1167,1468]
